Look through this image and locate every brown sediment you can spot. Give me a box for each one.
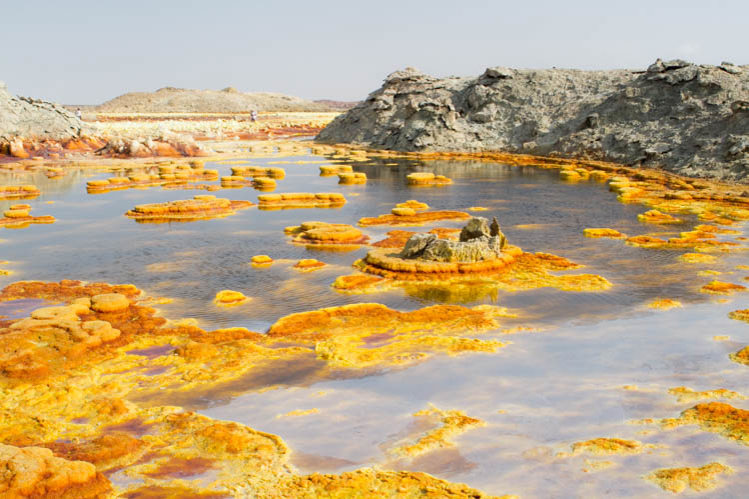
[660,402,749,444]
[124,195,253,222]
[285,221,369,248]
[0,205,55,229]
[0,443,112,498]
[406,172,452,186]
[583,228,627,239]
[274,469,511,499]
[359,209,470,227]
[647,298,682,310]
[728,309,749,323]
[0,185,40,200]
[645,462,733,494]
[668,387,747,403]
[387,406,485,458]
[257,192,346,210]
[213,290,249,307]
[699,280,747,295]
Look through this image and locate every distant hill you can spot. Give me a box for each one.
[92,87,352,113]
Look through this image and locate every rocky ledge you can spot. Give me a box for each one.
[317,59,749,181]
[400,217,507,263]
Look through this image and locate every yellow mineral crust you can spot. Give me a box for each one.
[285,221,369,247]
[359,209,470,227]
[677,253,717,264]
[293,259,326,271]
[396,200,430,211]
[388,405,485,458]
[637,209,681,224]
[257,192,346,209]
[0,443,112,498]
[0,185,40,200]
[275,469,511,499]
[647,298,682,310]
[583,228,627,239]
[87,164,217,193]
[125,195,253,222]
[266,303,506,369]
[645,462,733,494]
[700,280,747,295]
[0,204,55,229]
[728,309,749,323]
[668,387,747,403]
[406,172,452,186]
[729,346,749,366]
[347,249,610,294]
[570,438,648,456]
[231,165,286,178]
[251,254,274,266]
[319,164,352,176]
[213,290,249,307]
[661,402,749,444]
[338,172,367,184]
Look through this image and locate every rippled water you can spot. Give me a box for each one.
[1,143,748,497]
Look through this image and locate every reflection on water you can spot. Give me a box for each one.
[1,146,748,497]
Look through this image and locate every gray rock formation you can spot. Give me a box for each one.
[399,217,505,263]
[317,60,749,181]
[0,81,86,141]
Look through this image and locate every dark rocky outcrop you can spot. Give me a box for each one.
[0,81,86,142]
[399,217,506,263]
[317,60,749,181]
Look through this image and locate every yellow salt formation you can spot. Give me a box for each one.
[251,255,273,267]
[661,402,749,445]
[276,408,319,419]
[124,195,253,222]
[293,259,326,271]
[647,298,682,310]
[252,176,277,190]
[0,443,112,498]
[730,346,749,366]
[0,280,509,497]
[220,174,253,188]
[0,204,55,229]
[338,172,367,184]
[646,463,733,494]
[637,209,681,224]
[668,387,747,403]
[678,253,717,264]
[469,206,488,211]
[267,303,507,369]
[728,309,749,323]
[387,406,485,458]
[359,245,522,276]
[700,280,747,295]
[213,289,249,307]
[0,185,40,200]
[285,221,369,248]
[276,470,508,499]
[257,192,346,210]
[372,228,460,249]
[559,167,591,182]
[319,164,353,176]
[231,165,286,179]
[359,209,470,227]
[569,438,647,456]
[406,172,452,186]
[583,228,627,239]
[626,231,742,253]
[87,163,218,193]
[396,200,429,211]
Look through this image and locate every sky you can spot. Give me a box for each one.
[1,0,747,105]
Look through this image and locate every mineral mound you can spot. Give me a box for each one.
[124,195,253,222]
[317,60,749,180]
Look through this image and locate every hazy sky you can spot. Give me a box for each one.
[2,1,746,104]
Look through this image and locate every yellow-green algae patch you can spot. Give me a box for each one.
[645,463,733,494]
[660,402,749,445]
[386,405,485,458]
[668,387,747,403]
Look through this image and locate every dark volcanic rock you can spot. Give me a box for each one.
[317,60,749,181]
